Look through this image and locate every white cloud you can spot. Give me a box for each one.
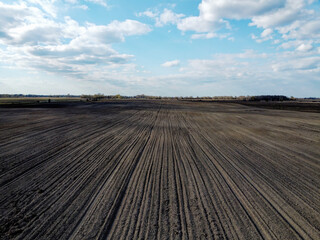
[250,0,307,29]
[65,0,78,3]
[279,40,314,52]
[178,16,221,33]
[199,0,285,20]
[85,0,107,8]
[251,28,274,43]
[282,17,320,40]
[64,0,88,9]
[0,2,41,28]
[191,32,231,40]
[0,2,61,45]
[106,20,151,36]
[167,50,320,96]
[0,2,150,46]
[177,0,286,33]
[191,32,218,39]
[0,1,151,86]
[137,10,158,18]
[296,43,313,52]
[27,0,58,18]
[171,49,319,84]
[272,55,320,71]
[261,28,273,38]
[155,0,318,49]
[70,20,151,46]
[162,60,180,67]
[137,8,184,27]
[156,9,184,27]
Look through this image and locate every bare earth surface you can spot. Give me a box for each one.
[0,100,319,239]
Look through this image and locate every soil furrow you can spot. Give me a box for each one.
[1,101,319,240]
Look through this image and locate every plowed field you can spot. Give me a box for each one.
[0,101,319,239]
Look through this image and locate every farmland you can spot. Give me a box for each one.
[0,100,319,239]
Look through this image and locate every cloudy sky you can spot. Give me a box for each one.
[0,0,319,96]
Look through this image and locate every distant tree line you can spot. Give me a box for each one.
[79,94,294,102]
[0,94,79,98]
[248,95,290,101]
[176,95,292,101]
[2,94,317,102]
[80,94,163,101]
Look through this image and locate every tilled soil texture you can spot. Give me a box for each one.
[0,101,319,240]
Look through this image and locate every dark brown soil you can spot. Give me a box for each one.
[237,101,320,113]
[0,100,319,239]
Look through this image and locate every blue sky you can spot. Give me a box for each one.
[0,0,319,97]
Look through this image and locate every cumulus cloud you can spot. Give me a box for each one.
[203,0,310,32]
[155,9,184,27]
[177,0,286,33]
[296,43,313,52]
[251,28,274,43]
[261,28,273,38]
[162,60,180,67]
[0,2,42,29]
[137,8,184,27]
[0,2,61,45]
[107,20,151,36]
[68,20,151,46]
[281,17,320,41]
[279,40,315,52]
[0,3,150,46]
[0,1,151,85]
[27,0,58,17]
[137,10,158,18]
[145,0,318,49]
[250,0,306,29]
